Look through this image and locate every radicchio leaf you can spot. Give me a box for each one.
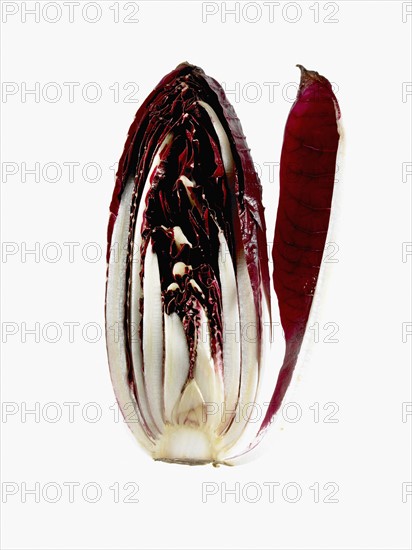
[259,65,341,434]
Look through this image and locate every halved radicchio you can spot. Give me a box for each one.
[105,63,272,464]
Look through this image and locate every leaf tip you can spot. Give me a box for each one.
[296,64,333,93]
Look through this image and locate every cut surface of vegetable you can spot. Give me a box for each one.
[105,63,271,465]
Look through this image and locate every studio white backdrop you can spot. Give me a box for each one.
[1,1,411,549]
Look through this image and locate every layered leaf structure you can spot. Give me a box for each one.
[105,63,271,464]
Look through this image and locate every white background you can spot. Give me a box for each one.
[1,1,411,549]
